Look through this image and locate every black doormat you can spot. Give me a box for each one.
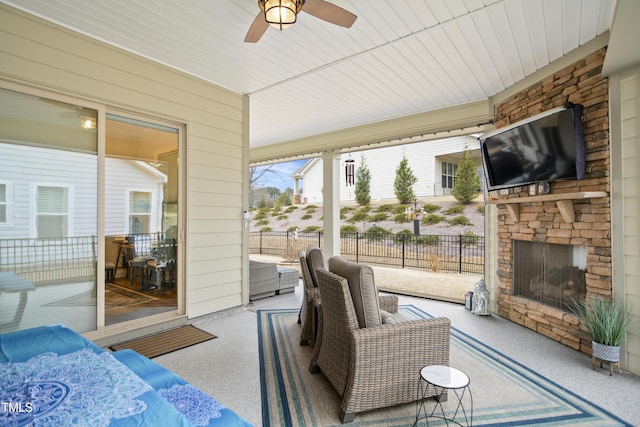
[109,325,216,358]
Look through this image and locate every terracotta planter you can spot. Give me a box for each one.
[592,341,620,362]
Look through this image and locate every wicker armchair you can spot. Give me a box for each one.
[299,247,397,345]
[311,266,451,423]
[298,246,326,345]
[249,260,279,300]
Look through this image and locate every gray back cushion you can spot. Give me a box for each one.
[328,256,381,328]
[306,246,327,287]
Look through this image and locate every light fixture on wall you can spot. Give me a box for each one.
[259,0,304,30]
[80,115,96,130]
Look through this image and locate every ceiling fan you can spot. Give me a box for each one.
[245,0,357,43]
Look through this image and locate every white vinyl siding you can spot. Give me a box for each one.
[619,72,640,374]
[1,5,245,324]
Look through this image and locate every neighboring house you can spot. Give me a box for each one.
[295,135,482,204]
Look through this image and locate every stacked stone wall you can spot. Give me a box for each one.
[492,48,610,354]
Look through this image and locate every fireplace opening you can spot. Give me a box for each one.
[513,241,587,311]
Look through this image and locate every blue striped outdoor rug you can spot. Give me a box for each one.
[258,305,630,426]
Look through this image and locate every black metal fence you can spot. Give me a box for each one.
[249,231,484,275]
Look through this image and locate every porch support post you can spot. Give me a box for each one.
[322,150,341,257]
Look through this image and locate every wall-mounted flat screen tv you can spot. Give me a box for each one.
[479,104,585,191]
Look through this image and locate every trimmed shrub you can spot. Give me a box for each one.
[349,209,370,223]
[460,231,479,246]
[422,214,445,225]
[422,203,440,213]
[260,226,272,232]
[365,226,393,241]
[254,209,269,220]
[449,215,472,226]
[301,225,322,233]
[369,212,389,222]
[340,225,359,235]
[376,204,396,213]
[444,204,465,215]
[393,212,411,223]
[394,229,414,243]
[301,214,313,220]
[255,219,270,226]
[393,205,408,215]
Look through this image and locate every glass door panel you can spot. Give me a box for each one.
[105,114,179,325]
[0,87,98,333]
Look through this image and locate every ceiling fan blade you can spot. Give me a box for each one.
[244,12,269,43]
[302,0,357,28]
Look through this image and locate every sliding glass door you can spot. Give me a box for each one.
[0,85,182,333]
[104,114,179,325]
[0,87,98,333]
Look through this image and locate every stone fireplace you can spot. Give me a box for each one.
[487,47,611,355]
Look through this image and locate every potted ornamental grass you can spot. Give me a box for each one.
[569,296,634,363]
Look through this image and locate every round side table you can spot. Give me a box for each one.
[414,365,473,426]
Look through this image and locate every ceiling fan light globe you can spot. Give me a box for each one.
[261,0,301,30]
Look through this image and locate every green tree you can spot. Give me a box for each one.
[278,192,292,206]
[394,155,417,204]
[354,154,371,206]
[453,146,481,204]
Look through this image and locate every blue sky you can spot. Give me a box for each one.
[253,159,308,190]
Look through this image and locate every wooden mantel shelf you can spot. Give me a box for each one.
[485,191,608,223]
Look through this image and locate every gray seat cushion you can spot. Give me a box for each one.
[328,256,381,328]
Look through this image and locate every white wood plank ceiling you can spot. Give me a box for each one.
[2,0,616,149]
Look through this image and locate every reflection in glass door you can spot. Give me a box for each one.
[0,87,98,334]
[104,114,179,325]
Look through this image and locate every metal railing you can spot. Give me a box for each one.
[249,231,484,275]
[0,232,175,285]
[0,236,97,284]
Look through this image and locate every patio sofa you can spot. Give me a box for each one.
[249,259,299,300]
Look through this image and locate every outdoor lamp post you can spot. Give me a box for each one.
[413,199,423,235]
[472,278,490,316]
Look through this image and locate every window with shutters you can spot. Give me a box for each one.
[128,190,152,234]
[36,186,69,238]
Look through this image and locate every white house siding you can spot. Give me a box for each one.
[104,158,164,236]
[0,144,98,239]
[0,5,245,326]
[303,135,479,204]
[302,158,325,204]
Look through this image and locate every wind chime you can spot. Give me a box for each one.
[345,155,355,186]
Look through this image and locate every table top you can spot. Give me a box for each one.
[0,272,36,292]
[420,365,469,389]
